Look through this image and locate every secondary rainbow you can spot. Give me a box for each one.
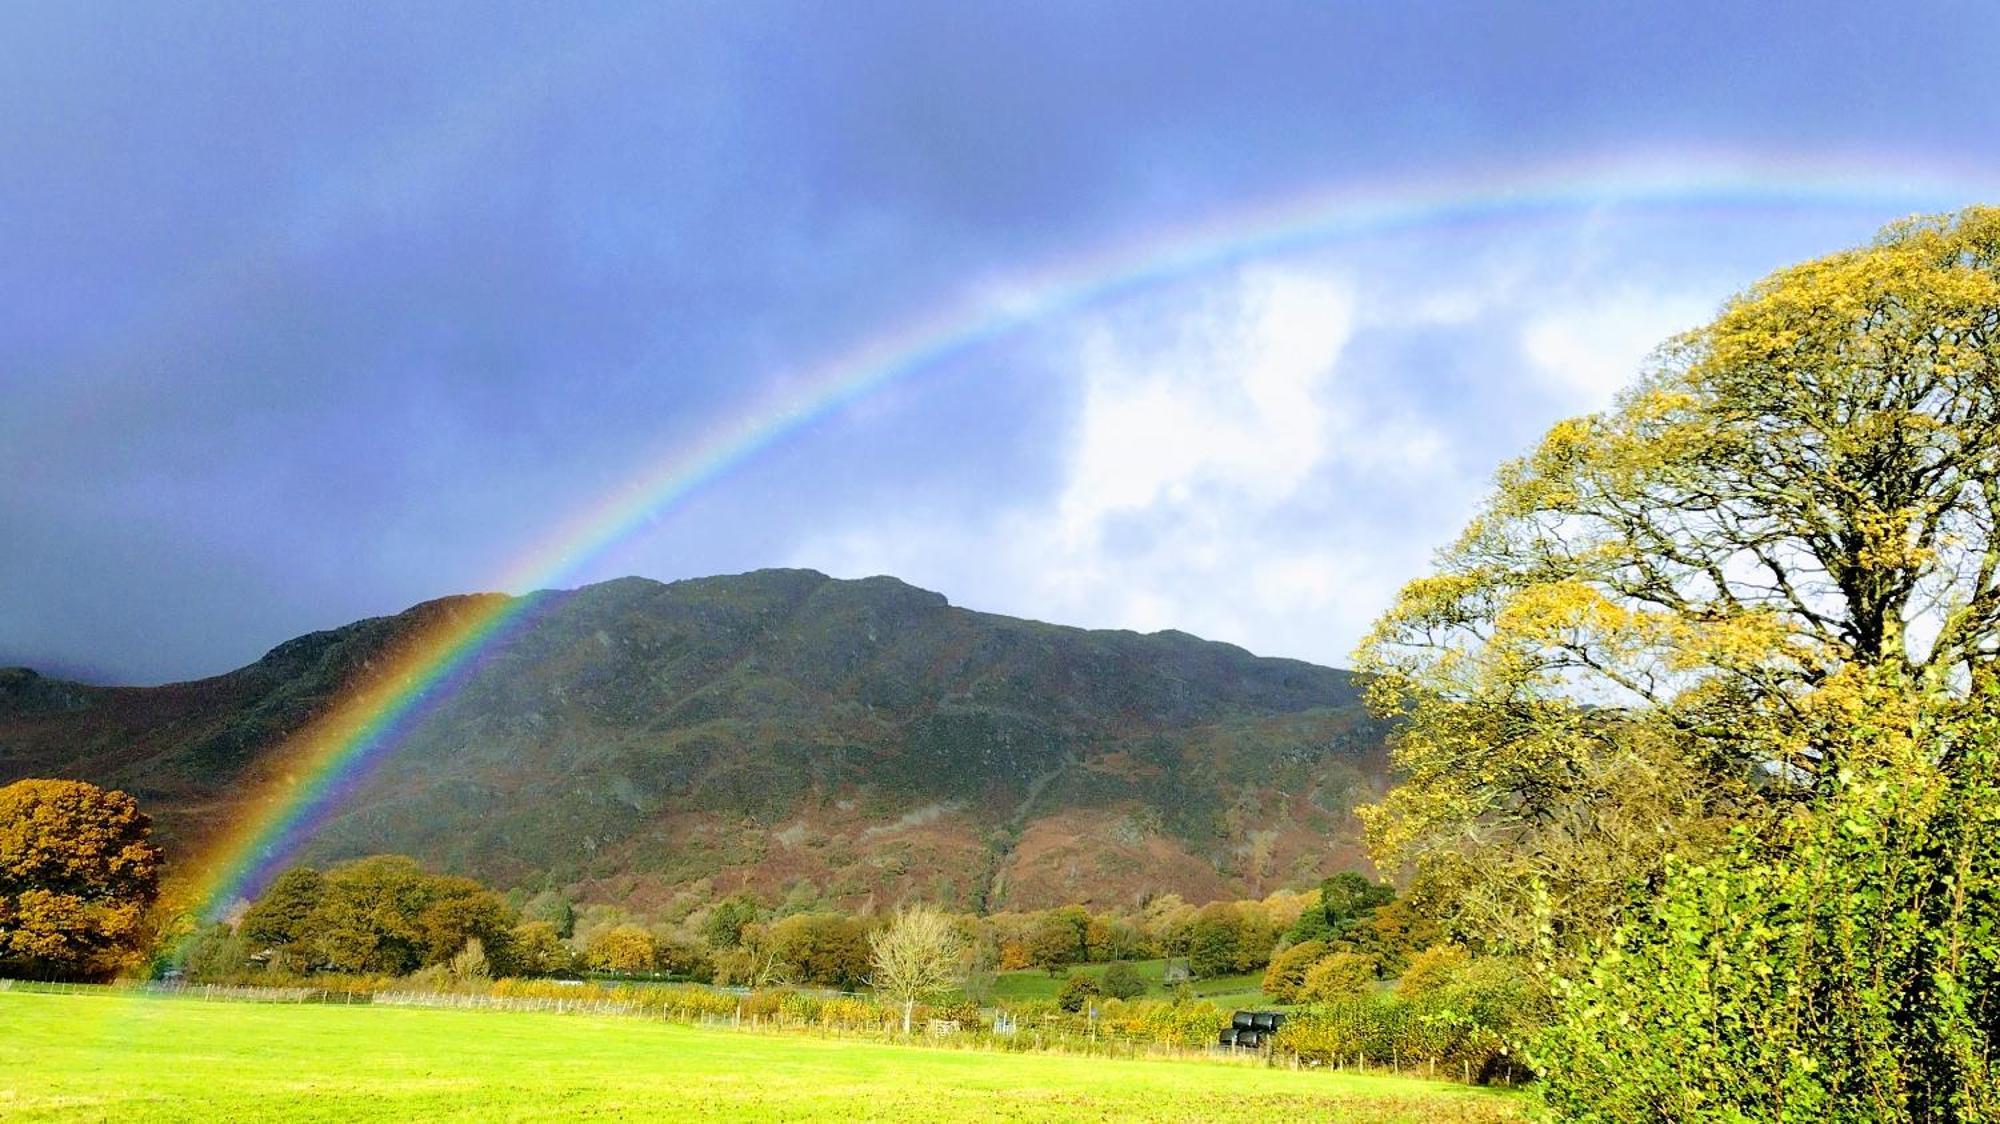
[179,152,1991,920]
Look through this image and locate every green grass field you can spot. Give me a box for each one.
[0,990,1521,1121]
[988,958,1276,1009]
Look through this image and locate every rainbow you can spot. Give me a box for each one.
[178,152,1993,922]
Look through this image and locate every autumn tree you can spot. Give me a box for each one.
[0,778,162,980]
[584,923,656,974]
[867,905,964,1033]
[1358,206,2000,952]
[766,913,871,988]
[240,866,324,950]
[509,920,573,976]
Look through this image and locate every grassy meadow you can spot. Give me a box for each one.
[0,989,1520,1122]
[987,957,1275,1010]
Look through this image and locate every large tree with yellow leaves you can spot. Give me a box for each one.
[1357,206,2000,952]
[0,778,163,979]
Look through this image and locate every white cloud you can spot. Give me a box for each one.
[1058,270,1353,545]
[790,266,1457,666]
[1520,289,1715,411]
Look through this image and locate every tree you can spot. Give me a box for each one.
[0,778,162,979]
[767,913,871,988]
[1261,939,1329,1003]
[1024,906,1090,974]
[1185,905,1242,979]
[1287,873,1395,942]
[275,855,519,976]
[585,924,656,974]
[1298,951,1378,1003]
[521,889,575,939]
[867,906,963,1033]
[1056,973,1101,1013]
[448,937,490,982]
[1357,206,2000,951]
[701,895,759,951]
[174,922,249,981]
[509,920,573,976]
[415,878,518,975]
[240,866,324,950]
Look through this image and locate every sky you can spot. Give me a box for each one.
[3,2,1997,684]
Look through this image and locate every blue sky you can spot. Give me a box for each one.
[3,1,1996,683]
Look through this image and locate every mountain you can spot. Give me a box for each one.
[0,569,1390,912]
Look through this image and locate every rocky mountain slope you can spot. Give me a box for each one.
[0,570,1389,912]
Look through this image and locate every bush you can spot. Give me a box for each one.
[1100,961,1145,1000]
[1056,974,1101,1013]
[1272,953,1542,1083]
[1094,998,1232,1046]
[1539,726,2000,1122]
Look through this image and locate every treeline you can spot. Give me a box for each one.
[183,854,1453,1003]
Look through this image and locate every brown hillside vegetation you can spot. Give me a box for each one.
[0,570,1387,911]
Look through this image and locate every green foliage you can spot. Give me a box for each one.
[520,890,575,939]
[701,895,759,950]
[1289,873,1396,943]
[1275,954,1542,1083]
[1099,961,1145,1001]
[1538,700,2000,1122]
[175,922,250,980]
[241,867,324,948]
[765,912,870,989]
[250,855,519,977]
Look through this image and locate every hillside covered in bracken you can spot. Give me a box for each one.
[0,569,1388,912]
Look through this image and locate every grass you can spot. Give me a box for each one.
[988,957,1277,1009]
[0,990,1521,1122]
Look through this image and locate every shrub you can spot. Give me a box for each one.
[1100,961,1146,1000]
[1056,974,1101,1013]
[449,937,490,981]
[1539,725,2000,1122]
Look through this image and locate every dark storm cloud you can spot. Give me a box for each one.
[1,1,1994,681]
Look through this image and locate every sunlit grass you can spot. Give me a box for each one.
[987,957,1275,1008]
[0,990,1520,1121]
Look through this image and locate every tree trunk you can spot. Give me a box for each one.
[902,998,913,1035]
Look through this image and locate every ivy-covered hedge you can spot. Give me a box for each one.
[1538,732,2000,1122]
